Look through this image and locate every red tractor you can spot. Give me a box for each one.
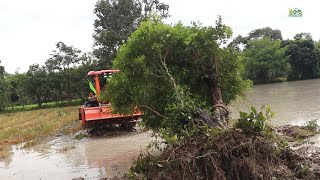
[79,70,142,130]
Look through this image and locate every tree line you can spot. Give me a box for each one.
[0,0,170,111]
[231,28,320,84]
[0,0,320,111]
[0,42,98,109]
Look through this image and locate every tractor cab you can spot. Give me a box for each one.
[79,70,142,130]
[86,69,120,98]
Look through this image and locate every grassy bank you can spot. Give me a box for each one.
[0,106,81,146]
[3,99,83,112]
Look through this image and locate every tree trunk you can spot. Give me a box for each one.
[38,97,42,107]
[210,80,229,127]
[211,83,223,106]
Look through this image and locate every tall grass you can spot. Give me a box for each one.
[0,106,81,146]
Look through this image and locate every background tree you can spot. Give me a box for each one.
[293,32,312,41]
[230,27,283,51]
[227,35,248,51]
[285,36,320,80]
[9,81,19,108]
[0,60,4,76]
[0,61,9,110]
[6,73,30,108]
[93,0,169,68]
[45,41,82,101]
[25,64,48,107]
[106,19,250,132]
[70,52,99,99]
[248,27,282,41]
[242,37,291,83]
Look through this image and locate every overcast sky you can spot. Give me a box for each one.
[0,0,318,73]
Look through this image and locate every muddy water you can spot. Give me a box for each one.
[230,79,320,126]
[3,79,320,179]
[0,131,154,180]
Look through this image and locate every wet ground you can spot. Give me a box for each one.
[0,131,154,180]
[4,79,320,179]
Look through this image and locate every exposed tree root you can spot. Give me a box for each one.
[123,129,320,180]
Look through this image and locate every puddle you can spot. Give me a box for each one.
[0,131,153,180]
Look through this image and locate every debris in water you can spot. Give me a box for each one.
[59,145,75,153]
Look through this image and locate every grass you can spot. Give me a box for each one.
[0,105,82,147]
[74,133,88,140]
[4,99,83,112]
[0,147,10,159]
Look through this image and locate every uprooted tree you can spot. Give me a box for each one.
[106,17,250,134]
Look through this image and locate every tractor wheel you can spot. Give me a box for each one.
[121,122,136,131]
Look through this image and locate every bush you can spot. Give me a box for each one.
[235,106,275,132]
[305,119,319,132]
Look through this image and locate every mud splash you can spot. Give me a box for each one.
[0,131,153,180]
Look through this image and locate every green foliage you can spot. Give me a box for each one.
[93,0,169,68]
[74,133,88,140]
[46,41,82,71]
[294,32,312,41]
[242,37,291,83]
[0,61,4,76]
[235,106,275,132]
[3,42,98,109]
[25,64,48,106]
[160,85,207,135]
[6,73,30,107]
[230,28,320,84]
[130,152,157,176]
[285,38,320,80]
[0,61,9,110]
[45,41,84,101]
[248,27,283,41]
[107,18,250,132]
[35,44,97,106]
[229,27,282,51]
[0,78,9,111]
[304,119,319,132]
[295,164,311,178]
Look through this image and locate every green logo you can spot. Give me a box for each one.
[289,8,302,17]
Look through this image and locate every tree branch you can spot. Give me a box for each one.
[158,49,185,108]
[136,104,167,118]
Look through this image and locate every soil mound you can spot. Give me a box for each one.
[128,129,320,180]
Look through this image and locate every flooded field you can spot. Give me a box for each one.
[0,131,153,180]
[230,79,320,126]
[3,79,320,179]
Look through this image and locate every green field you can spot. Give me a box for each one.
[4,99,83,112]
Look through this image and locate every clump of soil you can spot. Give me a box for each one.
[275,125,317,141]
[126,129,320,180]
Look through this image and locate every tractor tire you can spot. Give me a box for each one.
[120,122,136,131]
